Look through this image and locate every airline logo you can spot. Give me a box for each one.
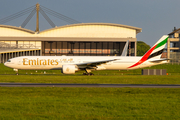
[23,58,73,65]
[128,36,168,68]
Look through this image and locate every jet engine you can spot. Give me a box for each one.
[61,65,77,74]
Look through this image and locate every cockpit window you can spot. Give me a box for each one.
[7,59,11,62]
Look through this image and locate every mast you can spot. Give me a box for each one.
[35,3,40,32]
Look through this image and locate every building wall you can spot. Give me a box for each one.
[168,29,180,63]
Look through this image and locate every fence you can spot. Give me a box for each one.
[0,42,41,63]
[0,42,41,49]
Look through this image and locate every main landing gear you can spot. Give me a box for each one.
[83,72,94,76]
[83,69,94,76]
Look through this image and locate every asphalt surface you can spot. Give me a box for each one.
[0,83,180,88]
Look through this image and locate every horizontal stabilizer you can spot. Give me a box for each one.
[149,58,170,63]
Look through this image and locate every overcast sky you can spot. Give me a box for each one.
[0,0,179,46]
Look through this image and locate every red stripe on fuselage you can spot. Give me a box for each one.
[128,45,157,68]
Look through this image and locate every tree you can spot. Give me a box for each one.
[137,41,150,56]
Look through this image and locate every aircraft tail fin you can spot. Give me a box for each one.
[145,35,169,60]
[128,35,169,68]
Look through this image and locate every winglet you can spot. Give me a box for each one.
[121,40,129,56]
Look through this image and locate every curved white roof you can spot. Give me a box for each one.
[0,23,141,38]
[41,23,142,33]
[0,25,35,37]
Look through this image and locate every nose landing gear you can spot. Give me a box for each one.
[13,69,18,75]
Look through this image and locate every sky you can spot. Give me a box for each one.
[0,0,180,46]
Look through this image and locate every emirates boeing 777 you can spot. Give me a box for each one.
[4,35,169,75]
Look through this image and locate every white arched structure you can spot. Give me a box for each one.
[39,23,141,38]
[0,23,142,63]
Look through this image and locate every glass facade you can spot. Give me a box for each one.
[0,41,41,49]
[42,41,135,56]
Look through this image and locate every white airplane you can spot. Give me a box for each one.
[4,35,169,75]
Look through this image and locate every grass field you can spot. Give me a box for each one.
[0,87,180,120]
[0,63,180,119]
[0,75,180,84]
[0,63,180,84]
[1,63,180,75]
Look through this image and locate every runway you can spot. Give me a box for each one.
[0,83,180,88]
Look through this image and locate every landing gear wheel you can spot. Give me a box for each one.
[82,72,94,76]
[83,72,87,75]
[89,73,94,76]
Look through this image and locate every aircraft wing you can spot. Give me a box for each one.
[76,59,119,69]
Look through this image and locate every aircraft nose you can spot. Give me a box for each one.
[4,61,10,67]
[4,62,8,66]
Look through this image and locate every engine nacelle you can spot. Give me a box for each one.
[61,65,77,74]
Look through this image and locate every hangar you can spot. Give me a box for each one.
[0,23,142,63]
[0,3,142,63]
